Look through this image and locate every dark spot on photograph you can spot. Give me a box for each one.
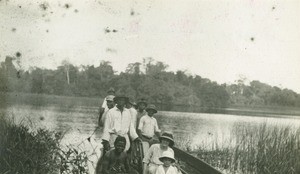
[17,71,21,78]
[272,6,276,10]
[130,9,135,16]
[250,37,254,41]
[106,48,117,53]
[112,29,118,33]
[74,9,78,13]
[39,3,49,11]
[16,52,21,57]
[11,28,16,32]
[65,4,70,9]
[105,28,110,33]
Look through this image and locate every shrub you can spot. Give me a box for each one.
[0,114,89,174]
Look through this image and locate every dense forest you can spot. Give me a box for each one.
[1,56,300,109]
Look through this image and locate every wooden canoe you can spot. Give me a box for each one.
[173,146,223,174]
[129,142,223,174]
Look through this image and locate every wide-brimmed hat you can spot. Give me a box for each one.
[127,98,135,105]
[159,132,174,147]
[159,151,175,163]
[145,104,157,113]
[137,98,147,106]
[131,101,137,106]
[106,95,115,101]
[107,87,115,93]
[113,95,129,102]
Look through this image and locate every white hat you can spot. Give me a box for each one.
[159,151,175,163]
[106,95,115,101]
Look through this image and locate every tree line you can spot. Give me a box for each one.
[1,56,300,109]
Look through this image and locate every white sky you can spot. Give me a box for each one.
[0,0,300,92]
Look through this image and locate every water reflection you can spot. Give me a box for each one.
[4,105,300,147]
[3,105,300,172]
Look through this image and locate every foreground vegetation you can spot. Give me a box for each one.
[0,114,89,174]
[2,56,300,110]
[184,123,300,174]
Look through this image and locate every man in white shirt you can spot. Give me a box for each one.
[98,95,115,127]
[99,87,115,118]
[138,104,161,144]
[126,99,138,128]
[136,98,148,129]
[102,95,141,153]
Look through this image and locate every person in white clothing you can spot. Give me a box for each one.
[99,87,115,118]
[102,95,141,153]
[126,99,138,128]
[98,95,115,127]
[136,98,148,129]
[143,132,175,174]
[155,151,182,174]
[138,104,161,144]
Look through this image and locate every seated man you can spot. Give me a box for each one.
[98,136,129,174]
[143,132,175,174]
[135,98,148,129]
[156,151,182,174]
[138,104,161,144]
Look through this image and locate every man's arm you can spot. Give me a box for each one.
[101,152,110,174]
[99,108,105,118]
[154,119,161,138]
[102,110,112,141]
[124,154,130,173]
[129,111,139,140]
[99,98,107,117]
[142,145,154,174]
[137,117,144,138]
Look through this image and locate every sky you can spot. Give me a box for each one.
[0,0,300,92]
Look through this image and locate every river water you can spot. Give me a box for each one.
[3,104,300,173]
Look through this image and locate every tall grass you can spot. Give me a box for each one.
[0,113,90,174]
[189,123,300,174]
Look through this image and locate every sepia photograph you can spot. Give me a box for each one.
[0,0,300,173]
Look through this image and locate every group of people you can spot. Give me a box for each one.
[96,88,182,174]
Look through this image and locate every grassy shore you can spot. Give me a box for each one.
[180,123,300,174]
[0,113,90,174]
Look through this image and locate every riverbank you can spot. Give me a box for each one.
[1,92,300,117]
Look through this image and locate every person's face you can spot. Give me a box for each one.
[161,139,170,148]
[126,102,132,109]
[106,100,115,109]
[147,109,155,116]
[138,103,146,111]
[116,98,126,108]
[115,141,126,154]
[162,158,172,167]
